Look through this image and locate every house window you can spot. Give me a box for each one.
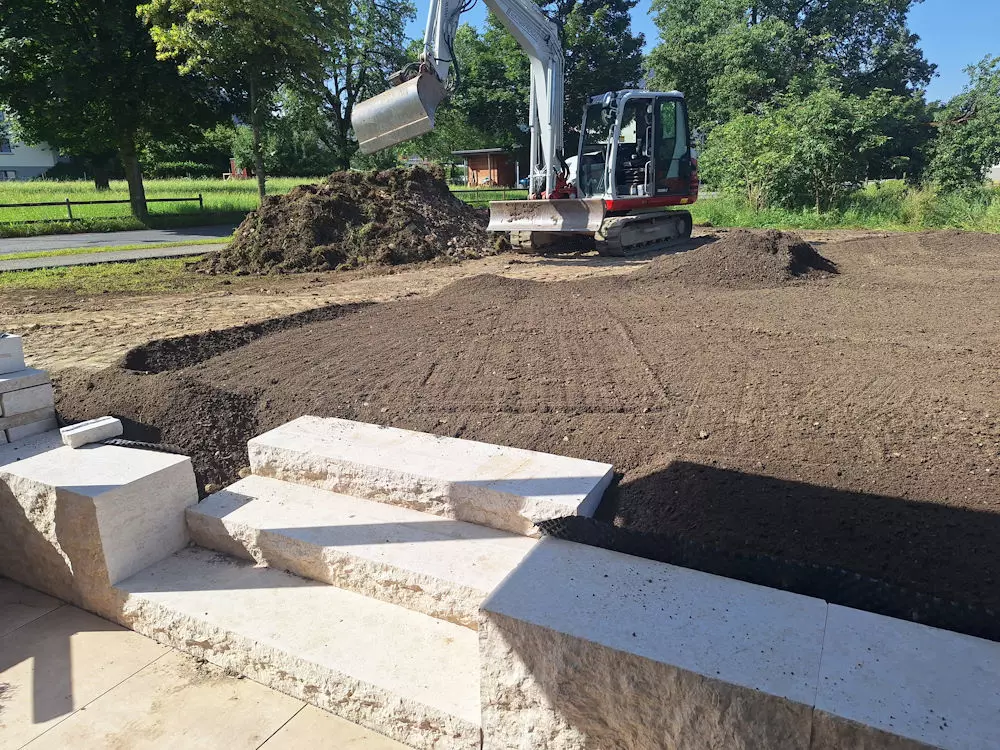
[0,138,11,154]
[0,170,16,181]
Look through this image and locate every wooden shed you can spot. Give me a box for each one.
[452,148,518,188]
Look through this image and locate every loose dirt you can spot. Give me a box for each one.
[642,228,838,287]
[205,166,506,274]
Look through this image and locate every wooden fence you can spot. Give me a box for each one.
[0,195,204,224]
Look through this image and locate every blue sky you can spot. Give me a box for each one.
[405,0,998,103]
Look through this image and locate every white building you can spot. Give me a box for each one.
[989,164,1000,183]
[0,113,59,180]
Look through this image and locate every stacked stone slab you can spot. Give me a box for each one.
[117,416,614,750]
[0,334,57,443]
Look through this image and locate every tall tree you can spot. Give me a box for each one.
[648,0,935,126]
[139,0,346,198]
[304,0,414,170]
[0,0,223,217]
[928,56,1000,191]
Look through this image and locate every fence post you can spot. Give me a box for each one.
[198,193,204,211]
[65,198,73,221]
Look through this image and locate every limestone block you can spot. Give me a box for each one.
[0,333,25,375]
[0,382,54,416]
[0,367,50,395]
[1,406,56,432]
[61,416,124,448]
[479,538,827,750]
[812,604,1000,750]
[0,434,198,616]
[5,414,58,442]
[248,416,614,536]
[116,547,482,750]
[187,475,536,627]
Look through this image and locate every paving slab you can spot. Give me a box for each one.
[480,537,828,750]
[0,382,54,417]
[812,604,1000,750]
[0,604,169,747]
[0,576,63,637]
[249,416,614,536]
[26,650,304,750]
[188,475,537,627]
[116,546,480,750]
[261,705,412,750]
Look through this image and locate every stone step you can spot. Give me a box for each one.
[115,546,481,750]
[248,416,614,536]
[187,475,537,628]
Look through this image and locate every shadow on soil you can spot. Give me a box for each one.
[554,460,1000,642]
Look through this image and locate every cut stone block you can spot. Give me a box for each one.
[480,537,827,750]
[187,475,537,628]
[812,604,1000,750]
[5,414,58,442]
[61,416,124,449]
[0,432,198,616]
[1,406,56,432]
[0,333,25,375]
[0,367,49,395]
[249,416,614,536]
[0,382,54,417]
[116,546,481,750]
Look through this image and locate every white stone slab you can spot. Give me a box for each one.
[1,405,56,432]
[812,604,1000,750]
[0,382,54,417]
[0,366,49,395]
[188,475,537,628]
[116,546,481,750]
[61,416,124,448]
[0,333,25,374]
[0,434,198,614]
[5,414,58,442]
[480,538,828,749]
[249,416,615,536]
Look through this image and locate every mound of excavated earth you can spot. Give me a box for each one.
[643,229,838,288]
[205,166,508,274]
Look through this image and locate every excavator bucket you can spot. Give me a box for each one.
[487,198,606,234]
[352,72,448,154]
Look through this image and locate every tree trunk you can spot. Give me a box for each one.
[249,76,267,200]
[119,133,148,220]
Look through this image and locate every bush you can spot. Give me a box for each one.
[147,161,220,179]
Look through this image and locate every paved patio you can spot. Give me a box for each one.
[0,577,407,749]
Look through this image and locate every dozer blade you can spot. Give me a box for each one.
[487,199,606,234]
[352,72,448,154]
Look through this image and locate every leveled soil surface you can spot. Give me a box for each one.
[206,166,505,274]
[54,228,1000,612]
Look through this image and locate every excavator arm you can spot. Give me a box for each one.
[352,0,565,196]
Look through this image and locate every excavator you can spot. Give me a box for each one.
[351,0,699,256]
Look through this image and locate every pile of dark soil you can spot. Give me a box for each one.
[55,229,1000,621]
[643,229,837,287]
[205,166,507,274]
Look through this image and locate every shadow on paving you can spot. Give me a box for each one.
[547,461,1000,642]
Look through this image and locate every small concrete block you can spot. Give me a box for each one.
[812,604,1000,750]
[249,416,615,536]
[480,538,827,750]
[6,414,58,442]
[0,367,50,395]
[0,382,55,417]
[0,333,25,374]
[61,416,124,448]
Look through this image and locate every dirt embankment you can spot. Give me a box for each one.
[55,229,1000,614]
[204,166,507,274]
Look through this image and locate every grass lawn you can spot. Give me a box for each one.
[0,256,226,295]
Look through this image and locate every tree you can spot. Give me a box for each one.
[648,0,935,126]
[304,0,414,170]
[0,0,224,217]
[928,56,1000,191]
[139,0,346,198]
